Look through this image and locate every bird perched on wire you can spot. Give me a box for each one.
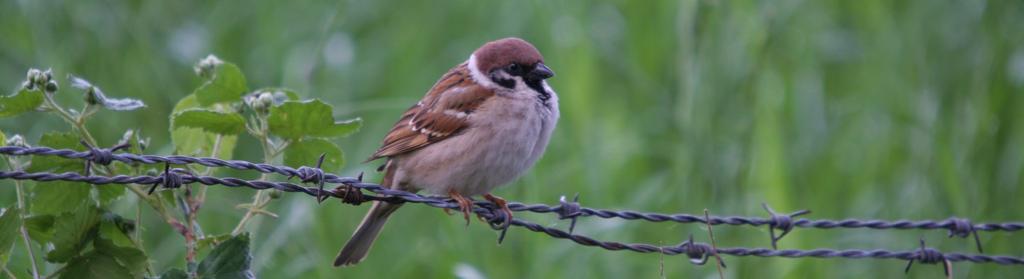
[334,37,559,267]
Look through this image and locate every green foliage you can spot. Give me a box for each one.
[24,215,54,244]
[172,109,246,135]
[283,138,345,172]
[45,206,100,263]
[195,62,248,106]
[0,207,21,264]
[157,269,190,279]
[170,94,239,158]
[26,132,83,173]
[28,132,94,215]
[30,182,91,215]
[196,234,254,279]
[267,100,361,140]
[0,88,43,118]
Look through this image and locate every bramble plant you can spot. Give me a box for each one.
[0,55,360,279]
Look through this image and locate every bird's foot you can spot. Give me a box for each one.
[447,190,474,227]
[483,193,513,228]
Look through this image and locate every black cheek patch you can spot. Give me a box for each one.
[490,72,516,89]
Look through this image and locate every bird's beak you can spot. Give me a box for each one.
[529,63,555,80]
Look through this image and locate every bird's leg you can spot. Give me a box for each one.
[483,193,513,227]
[447,189,474,226]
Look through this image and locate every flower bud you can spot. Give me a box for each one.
[45,80,59,94]
[268,189,283,199]
[193,54,224,78]
[5,135,27,147]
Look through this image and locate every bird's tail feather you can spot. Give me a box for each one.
[334,160,401,267]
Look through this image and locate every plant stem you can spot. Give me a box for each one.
[231,118,276,235]
[42,94,97,145]
[8,158,41,279]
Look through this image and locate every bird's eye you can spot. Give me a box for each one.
[507,63,520,73]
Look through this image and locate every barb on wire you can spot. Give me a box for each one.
[905,238,953,277]
[762,203,811,250]
[79,140,131,175]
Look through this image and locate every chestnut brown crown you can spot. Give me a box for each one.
[473,37,545,74]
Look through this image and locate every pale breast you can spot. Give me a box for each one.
[393,92,556,196]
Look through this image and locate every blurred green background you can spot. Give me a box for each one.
[2,0,1024,278]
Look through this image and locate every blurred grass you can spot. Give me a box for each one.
[2,0,1024,278]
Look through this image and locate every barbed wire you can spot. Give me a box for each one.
[2,144,1024,272]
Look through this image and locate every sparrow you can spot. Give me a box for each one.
[334,37,559,267]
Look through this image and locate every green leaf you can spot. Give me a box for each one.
[197,234,233,255]
[27,132,84,172]
[172,109,246,135]
[98,213,136,248]
[46,206,101,263]
[195,62,247,106]
[159,269,189,279]
[93,237,146,277]
[268,99,361,139]
[171,95,238,159]
[0,207,23,264]
[283,138,344,173]
[157,268,189,279]
[24,215,54,244]
[95,185,125,206]
[197,233,254,279]
[70,75,145,111]
[28,132,96,214]
[0,88,44,118]
[31,181,92,215]
[60,250,133,279]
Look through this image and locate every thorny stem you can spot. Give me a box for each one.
[7,157,41,279]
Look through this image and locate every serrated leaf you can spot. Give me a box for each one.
[31,181,92,215]
[70,75,146,111]
[268,99,361,139]
[28,132,84,172]
[60,250,133,279]
[46,206,101,263]
[197,233,254,279]
[283,138,344,173]
[172,109,246,135]
[171,95,238,159]
[195,62,247,106]
[25,215,54,244]
[0,87,44,118]
[0,207,23,264]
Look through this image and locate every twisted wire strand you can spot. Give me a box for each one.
[2,169,1023,267]
[3,146,1021,235]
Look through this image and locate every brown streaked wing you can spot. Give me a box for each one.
[367,64,495,161]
